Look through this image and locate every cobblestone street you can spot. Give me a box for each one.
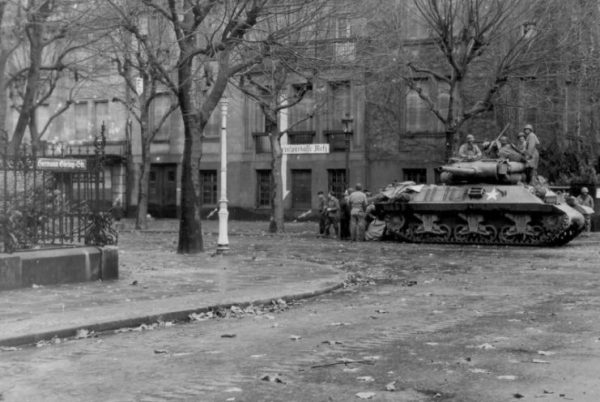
[1,220,600,401]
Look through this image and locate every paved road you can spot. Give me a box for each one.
[1,223,599,401]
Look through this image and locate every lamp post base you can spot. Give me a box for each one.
[216,244,229,254]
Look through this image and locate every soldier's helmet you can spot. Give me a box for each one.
[582,187,589,194]
[466,134,475,141]
[517,132,525,138]
[524,124,534,131]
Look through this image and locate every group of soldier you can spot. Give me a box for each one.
[317,183,377,241]
[458,123,540,184]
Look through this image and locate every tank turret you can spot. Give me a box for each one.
[440,159,526,185]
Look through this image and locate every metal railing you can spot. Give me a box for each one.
[1,125,117,253]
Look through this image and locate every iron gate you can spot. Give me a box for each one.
[1,126,117,253]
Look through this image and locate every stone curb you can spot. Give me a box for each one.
[0,281,346,348]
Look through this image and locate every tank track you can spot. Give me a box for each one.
[384,211,583,247]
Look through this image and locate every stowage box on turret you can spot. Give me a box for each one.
[374,159,585,246]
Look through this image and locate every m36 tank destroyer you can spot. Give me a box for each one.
[374,159,585,246]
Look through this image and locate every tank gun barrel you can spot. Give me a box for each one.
[440,166,479,175]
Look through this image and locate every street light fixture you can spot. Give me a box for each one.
[341,113,354,187]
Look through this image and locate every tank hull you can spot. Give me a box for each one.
[375,183,584,246]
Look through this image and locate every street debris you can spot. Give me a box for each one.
[476,343,496,350]
[356,392,376,399]
[289,335,302,341]
[537,350,556,356]
[154,349,168,354]
[221,333,237,338]
[513,393,524,399]
[75,329,93,339]
[330,322,351,326]
[497,375,517,380]
[356,376,375,382]
[385,381,396,391]
[260,374,285,384]
[530,359,550,364]
[311,357,376,369]
[321,340,343,345]
[0,346,20,352]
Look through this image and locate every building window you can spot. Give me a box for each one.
[74,102,88,140]
[204,104,222,137]
[325,131,349,152]
[289,83,315,132]
[94,100,109,136]
[406,80,430,133]
[405,3,429,40]
[200,170,217,205]
[403,168,427,184]
[328,81,351,130]
[151,94,175,142]
[288,131,315,144]
[254,133,271,153]
[256,170,272,207]
[328,169,347,198]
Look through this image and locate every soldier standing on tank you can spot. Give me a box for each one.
[577,187,594,234]
[458,134,482,161]
[523,124,540,184]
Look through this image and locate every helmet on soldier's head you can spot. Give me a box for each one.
[517,132,525,138]
[466,134,475,141]
[582,187,589,194]
[524,124,533,131]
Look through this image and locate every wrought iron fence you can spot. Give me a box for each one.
[1,125,117,253]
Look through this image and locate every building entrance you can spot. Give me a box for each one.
[148,163,177,218]
[291,169,312,209]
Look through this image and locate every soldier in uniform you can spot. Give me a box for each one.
[458,134,482,161]
[523,124,540,184]
[577,187,594,234]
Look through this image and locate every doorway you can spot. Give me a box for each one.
[148,163,177,218]
[291,169,312,209]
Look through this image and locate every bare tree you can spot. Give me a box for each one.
[402,0,552,161]
[8,0,112,154]
[233,1,342,233]
[110,0,342,253]
[107,4,179,230]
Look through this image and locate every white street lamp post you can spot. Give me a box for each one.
[216,98,229,254]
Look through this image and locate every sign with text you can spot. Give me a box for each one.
[281,144,330,154]
[36,158,88,172]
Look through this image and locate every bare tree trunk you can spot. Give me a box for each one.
[177,54,203,253]
[9,0,50,154]
[269,134,285,233]
[445,129,456,162]
[135,130,151,230]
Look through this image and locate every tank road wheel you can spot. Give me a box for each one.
[434,224,452,242]
[454,224,497,244]
[481,225,498,244]
[455,214,497,244]
[454,224,470,243]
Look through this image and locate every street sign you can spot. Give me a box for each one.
[36,158,88,171]
[281,144,329,154]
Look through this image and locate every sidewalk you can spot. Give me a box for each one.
[0,219,347,347]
